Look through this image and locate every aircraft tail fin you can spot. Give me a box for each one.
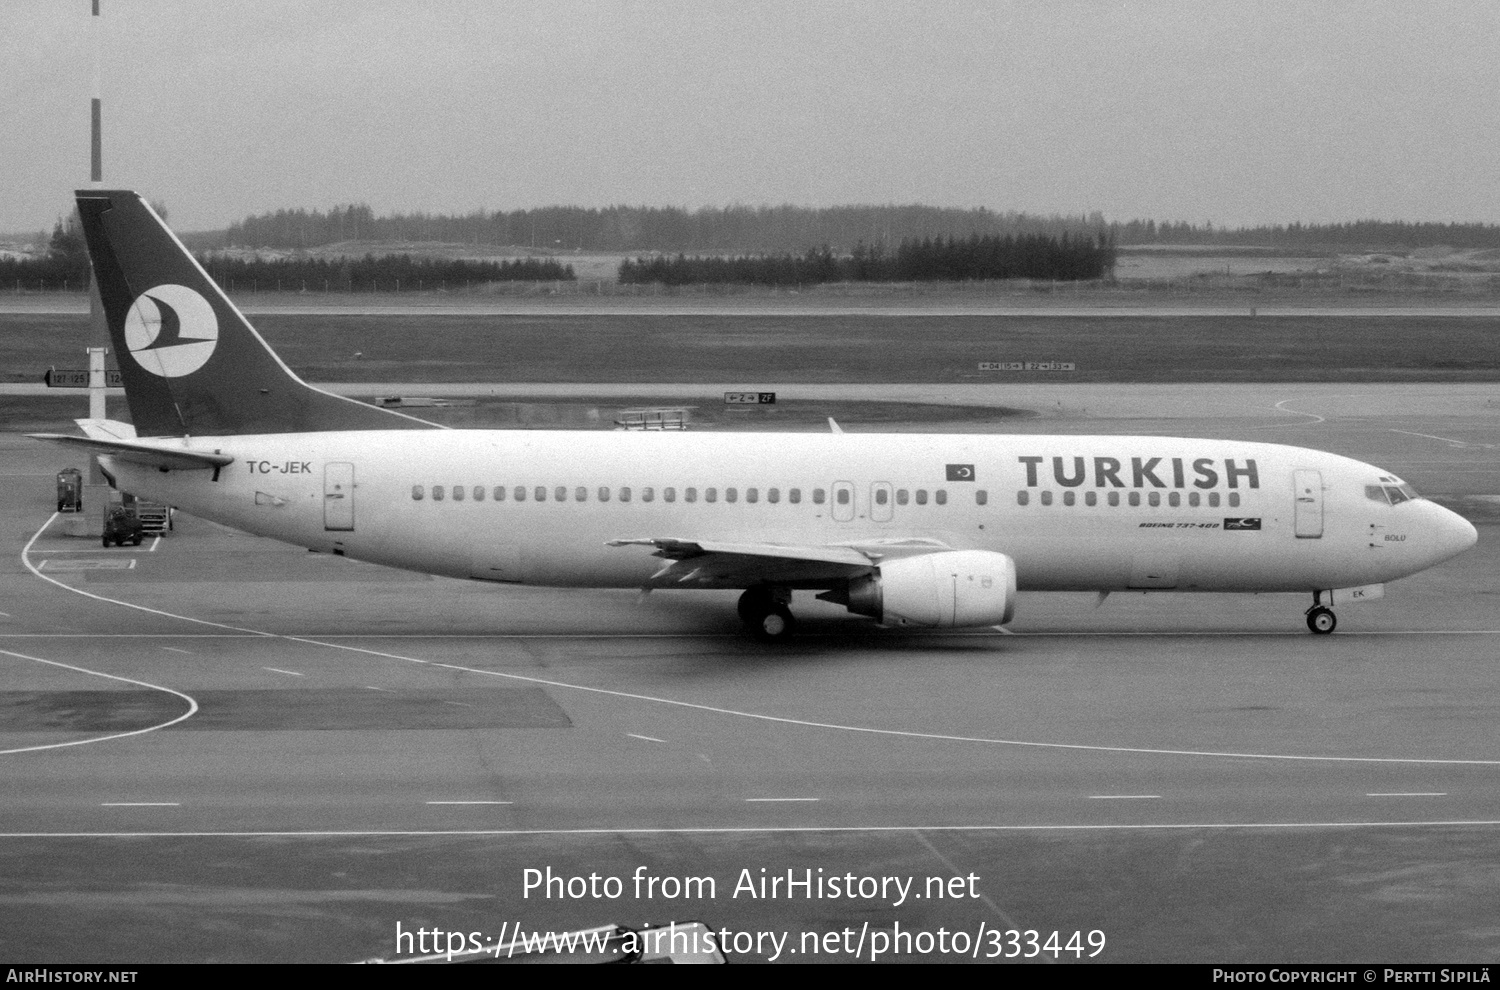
[73,190,439,437]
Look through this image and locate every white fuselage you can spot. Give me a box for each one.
[100,430,1476,596]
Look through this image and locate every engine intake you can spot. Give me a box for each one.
[822,550,1017,628]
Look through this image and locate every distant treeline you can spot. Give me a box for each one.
[618,233,1116,286]
[220,203,1110,253]
[195,254,573,291]
[217,203,1500,254]
[1113,219,1500,250]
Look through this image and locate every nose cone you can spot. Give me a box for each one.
[1431,503,1479,564]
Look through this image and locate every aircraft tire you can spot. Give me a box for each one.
[750,604,797,643]
[1306,606,1336,635]
[737,587,774,624]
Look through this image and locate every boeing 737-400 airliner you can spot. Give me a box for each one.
[31,191,1478,640]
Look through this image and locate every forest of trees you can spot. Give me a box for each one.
[1111,218,1500,250]
[221,203,1110,253]
[618,233,1116,286]
[220,203,1500,254]
[0,219,90,290]
[196,253,573,291]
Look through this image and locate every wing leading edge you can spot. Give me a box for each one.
[606,536,957,589]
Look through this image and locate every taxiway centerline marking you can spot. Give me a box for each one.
[628,734,665,743]
[161,647,192,655]
[1389,429,1473,446]
[424,801,513,806]
[1366,792,1447,797]
[0,648,199,757]
[263,667,304,676]
[1089,795,1161,800]
[745,798,820,802]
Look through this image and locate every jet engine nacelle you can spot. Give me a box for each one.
[839,550,1017,628]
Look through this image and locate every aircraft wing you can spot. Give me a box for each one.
[27,433,234,472]
[606,536,956,588]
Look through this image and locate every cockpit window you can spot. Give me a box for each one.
[1367,482,1421,505]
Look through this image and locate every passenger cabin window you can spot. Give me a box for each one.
[1128,492,1140,507]
[935,490,947,506]
[554,486,566,502]
[896,490,909,506]
[576,487,588,502]
[1040,491,1053,506]
[494,486,506,501]
[1147,492,1160,507]
[746,488,758,503]
[642,487,654,502]
[790,488,802,504]
[836,489,850,505]
[665,487,677,503]
[1208,492,1219,508]
[1228,492,1240,508]
[412,485,425,501]
[725,488,736,503]
[685,487,697,503]
[706,488,718,503]
[1085,491,1097,507]
[598,487,610,502]
[1168,492,1180,507]
[1188,492,1199,507]
[875,488,888,505]
[474,486,484,502]
[513,486,525,502]
[1107,492,1119,507]
[535,486,547,502]
[915,490,928,505]
[1062,491,1075,506]
[1017,490,1029,506]
[768,488,780,504]
[433,485,445,502]
[812,489,825,505]
[975,490,987,506]
[620,487,632,502]
[452,485,464,502]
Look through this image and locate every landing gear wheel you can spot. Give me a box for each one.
[737,587,773,625]
[752,604,797,643]
[1306,606,1336,635]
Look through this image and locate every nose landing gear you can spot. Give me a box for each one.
[1305,604,1337,635]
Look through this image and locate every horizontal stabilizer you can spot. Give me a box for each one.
[28,433,234,471]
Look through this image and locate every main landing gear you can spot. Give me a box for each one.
[1305,603,1337,635]
[738,586,796,642]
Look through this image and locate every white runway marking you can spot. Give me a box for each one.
[9,820,1500,840]
[0,648,199,757]
[424,800,512,806]
[263,667,303,676]
[19,514,1500,770]
[149,536,161,552]
[1089,795,1161,800]
[1389,429,1491,448]
[100,802,179,807]
[1367,792,1447,797]
[746,798,820,803]
[364,685,392,692]
[160,647,192,655]
[628,733,665,743]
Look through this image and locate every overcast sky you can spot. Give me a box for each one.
[4,0,1499,233]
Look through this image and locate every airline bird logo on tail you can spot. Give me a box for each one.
[123,284,219,377]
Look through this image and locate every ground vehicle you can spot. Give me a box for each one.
[56,468,82,512]
[102,505,145,547]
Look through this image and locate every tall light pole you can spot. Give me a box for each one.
[82,0,111,532]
